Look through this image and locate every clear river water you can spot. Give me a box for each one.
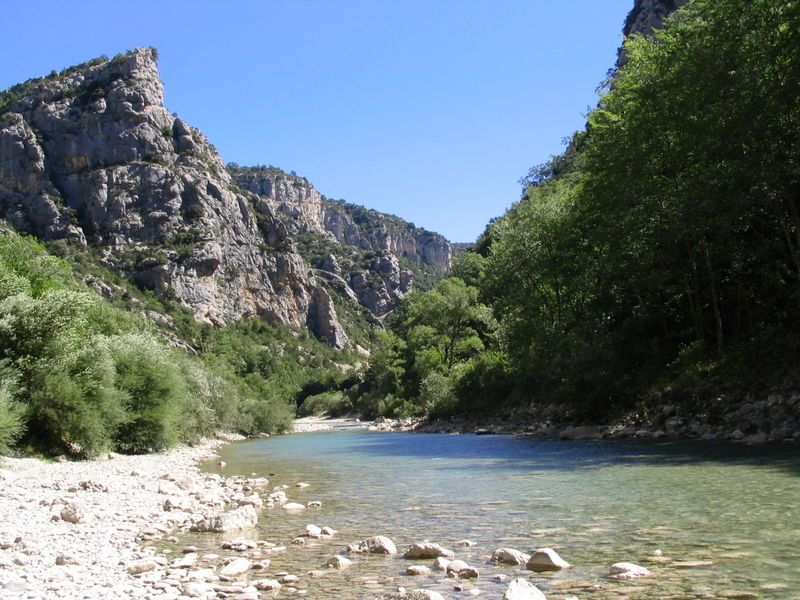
[185,430,800,599]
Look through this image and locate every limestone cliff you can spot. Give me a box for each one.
[0,48,348,348]
[230,165,451,318]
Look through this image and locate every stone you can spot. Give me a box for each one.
[403,542,455,559]
[238,493,263,507]
[526,548,570,572]
[455,539,476,547]
[219,557,252,577]
[503,578,548,600]
[609,562,651,579]
[433,557,452,570]
[127,559,158,575]
[493,547,531,566]
[190,505,258,532]
[446,559,479,578]
[283,502,306,511]
[347,535,398,555]
[405,565,432,575]
[59,502,87,524]
[305,524,323,538]
[324,555,352,570]
[252,579,282,591]
[381,591,446,600]
[55,553,80,566]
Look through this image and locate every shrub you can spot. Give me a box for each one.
[298,391,352,417]
[108,334,184,453]
[420,372,457,419]
[26,339,125,456]
[0,375,24,454]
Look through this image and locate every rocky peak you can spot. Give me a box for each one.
[229,164,452,272]
[623,0,688,38]
[617,0,688,66]
[0,48,347,346]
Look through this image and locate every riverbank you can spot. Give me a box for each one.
[374,392,800,444]
[292,416,370,433]
[0,435,250,599]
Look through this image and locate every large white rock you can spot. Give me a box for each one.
[305,524,323,538]
[219,557,252,577]
[282,502,306,511]
[609,562,651,579]
[404,542,455,559]
[493,547,532,566]
[347,535,397,555]
[503,578,547,600]
[190,505,257,533]
[526,548,570,572]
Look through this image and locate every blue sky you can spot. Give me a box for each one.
[1,0,631,242]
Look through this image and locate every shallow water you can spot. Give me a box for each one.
[182,432,800,599]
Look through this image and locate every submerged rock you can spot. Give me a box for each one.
[609,562,651,579]
[381,591,445,600]
[324,555,352,570]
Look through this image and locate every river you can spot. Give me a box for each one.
[187,431,800,599]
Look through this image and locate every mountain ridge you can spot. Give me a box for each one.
[0,47,451,348]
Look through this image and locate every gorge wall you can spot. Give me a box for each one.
[0,48,452,348]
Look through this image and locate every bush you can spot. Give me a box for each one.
[420,372,457,418]
[452,351,514,414]
[298,391,352,417]
[108,335,185,453]
[0,375,24,454]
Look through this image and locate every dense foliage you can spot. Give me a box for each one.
[352,0,800,419]
[0,230,351,457]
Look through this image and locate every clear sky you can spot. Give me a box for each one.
[1,0,631,242]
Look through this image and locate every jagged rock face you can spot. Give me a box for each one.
[230,166,451,318]
[623,0,688,37]
[618,0,688,66]
[308,286,349,349]
[230,167,451,271]
[0,48,345,342]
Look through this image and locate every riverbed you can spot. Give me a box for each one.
[183,431,800,599]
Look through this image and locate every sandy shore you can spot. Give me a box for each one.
[0,437,240,600]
